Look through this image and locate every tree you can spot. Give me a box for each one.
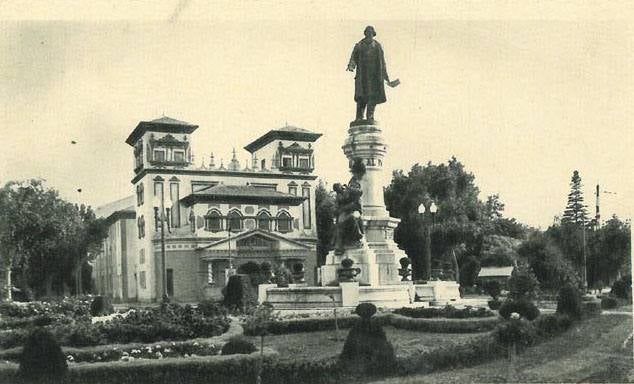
[480,235,519,267]
[0,179,106,299]
[586,215,630,286]
[562,170,588,226]
[315,180,336,266]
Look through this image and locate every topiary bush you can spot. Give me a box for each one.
[488,299,502,310]
[508,264,540,301]
[601,296,618,309]
[222,274,257,311]
[482,280,502,301]
[556,284,582,320]
[534,313,572,337]
[611,274,632,300]
[90,295,114,317]
[494,317,537,349]
[339,303,397,375]
[499,299,540,321]
[221,336,256,355]
[18,328,67,384]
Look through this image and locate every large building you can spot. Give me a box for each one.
[94,117,321,302]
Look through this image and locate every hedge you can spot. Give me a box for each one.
[244,314,500,336]
[0,349,344,384]
[388,314,500,333]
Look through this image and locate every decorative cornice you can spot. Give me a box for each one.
[131,167,318,184]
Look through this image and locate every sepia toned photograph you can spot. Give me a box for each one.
[0,1,632,383]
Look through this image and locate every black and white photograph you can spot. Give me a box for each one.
[0,1,632,383]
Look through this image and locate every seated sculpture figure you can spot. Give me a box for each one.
[333,158,366,255]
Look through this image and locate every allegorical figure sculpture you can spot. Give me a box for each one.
[347,26,399,121]
[333,158,366,255]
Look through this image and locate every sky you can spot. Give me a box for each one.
[1,1,633,229]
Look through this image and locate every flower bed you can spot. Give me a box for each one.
[388,314,500,333]
[0,303,230,349]
[394,305,495,319]
[0,297,91,319]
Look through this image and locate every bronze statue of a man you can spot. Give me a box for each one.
[347,26,397,121]
[333,158,366,255]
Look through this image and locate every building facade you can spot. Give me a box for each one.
[94,117,321,302]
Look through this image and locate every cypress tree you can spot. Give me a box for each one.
[562,170,588,226]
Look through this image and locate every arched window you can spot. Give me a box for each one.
[256,211,271,231]
[227,210,243,232]
[205,210,222,232]
[276,211,292,233]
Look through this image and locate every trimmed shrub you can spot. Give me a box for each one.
[601,296,618,309]
[499,299,540,321]
[494,318,537,349]
[197,300,227,317]
[508,264,540,300]
[488,299,502,310]
[18,328,67,384]
[611,274,632,300]
[340,309,397,375]
[90,296,114,317]
[534,313,572,337]
[355,303,377,319]
[221,336,257,355]
[556,285,582,319]
[482,280,502,300]
[222,274,256,310]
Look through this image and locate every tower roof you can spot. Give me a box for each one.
[244,124,322,153]
[125,116,199,146]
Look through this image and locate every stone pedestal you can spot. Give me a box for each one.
[320,120,406,287]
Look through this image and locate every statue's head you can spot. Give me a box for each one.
[364,26,376,38]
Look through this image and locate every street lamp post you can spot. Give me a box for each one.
[153,194,172,303]
[417,201,438,281]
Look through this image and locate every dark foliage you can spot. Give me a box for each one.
[387,314,500,333]
[601,296,618,309]
[394,305,494,319]
[533,313,573,337]
[340,317,397,375]
[197,300,227,318]
[494,318,537,348]
[481,280,502,300]
[90,296,114,317]
[222,274,256,310]
[499,299,540,321]
[488,299,502,310]
[556,285,582,319]
[611,274,632,300]
[355,303,377,319]
[221,336,257,355]
[18,328,67,384]
[508,264,540,300]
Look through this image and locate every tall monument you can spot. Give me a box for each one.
[320,26,405,286]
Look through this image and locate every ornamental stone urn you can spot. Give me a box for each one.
[398,257,412,281]
[291,262,306,284]
[337,258,361,283]
[261,262,273,284]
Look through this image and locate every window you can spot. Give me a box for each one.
[277,211,292,233]
[299,157,310,168]
[154,149,166,162]
[170,183,180,227]
[288,186,297,196]
[136,183,144,206]
[282,156,292,167]
[173,151,185,162]
[302,186,311,229]
[227,210,242,232]
[140,271,147,290]
[261,159,266,169]
[137,216,145,238]
[205,210,222,232]
[139,249,145,265]
[257,211,271,231]
[207,262,214,284]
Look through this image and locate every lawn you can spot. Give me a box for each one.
[369,313,634,383]
[244,326,485,362]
